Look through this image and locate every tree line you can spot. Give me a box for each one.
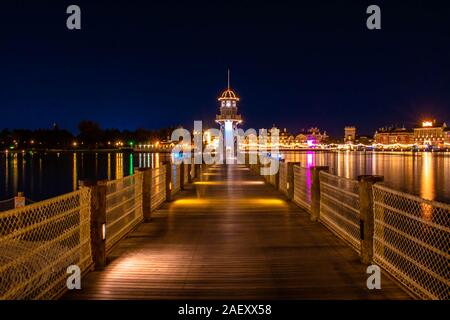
[0,121,178,150]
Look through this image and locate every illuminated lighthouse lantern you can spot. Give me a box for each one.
[215,70,242,164]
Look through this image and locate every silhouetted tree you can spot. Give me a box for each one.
[78,121,103,147]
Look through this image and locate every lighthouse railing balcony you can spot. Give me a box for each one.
[216,114,242,122]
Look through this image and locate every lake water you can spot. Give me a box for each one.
[0,152,170,204]
[0,151,449,204]
[283,151,450,203]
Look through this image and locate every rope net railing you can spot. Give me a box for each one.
[151,166,166,212]
[171,164,181,196]
[0,197,37,213]
[0,188,92,299]
[279,162,288,196]
[319,171,361,253]
[373,184,450,300]
[293,165,312,212]
[105,171,143,251]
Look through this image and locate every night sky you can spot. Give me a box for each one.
[1,0,449,137]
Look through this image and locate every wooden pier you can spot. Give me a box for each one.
[64,164,410,300]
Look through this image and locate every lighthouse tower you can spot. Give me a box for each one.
[215,70,242,163]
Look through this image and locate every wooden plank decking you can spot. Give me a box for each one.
[65,164,410,300]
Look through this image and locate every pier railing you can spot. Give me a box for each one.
[0,160,193,300]
[252,158,450,300]
[105,172,144,251]
[372,185,450,300]
[319,171,361,253]
[0,188,92,299]
[151,166,166,212]
[278,162,288,196]
[293,165,312,211]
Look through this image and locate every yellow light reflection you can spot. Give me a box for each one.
[420,153,435,220]
[194,181,265,186]
[72,153,77,191]
[173,198,286,207]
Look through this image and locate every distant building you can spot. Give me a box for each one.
[413,120,449,147]
[355,135,374,146]
[374,126,414,145]
[264,126,328,148]
[278,127,295,146]
[295,127,328,145]
[344,126,356,144]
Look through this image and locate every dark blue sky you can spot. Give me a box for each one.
[1,0,449,137]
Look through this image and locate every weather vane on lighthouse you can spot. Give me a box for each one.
[215,69,243,164]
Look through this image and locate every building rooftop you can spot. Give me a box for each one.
[218,89,240,101]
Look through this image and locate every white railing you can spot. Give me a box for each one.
[151,166,166,212]
[373,184,450,300]
[105,172,143,251]
[319,171,361,253]
[293,165,312,211]
[279,162,288,196]
[0,188,92,299]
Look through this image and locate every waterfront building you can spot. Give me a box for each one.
[295,127,328,146]
[344,126,356,144]
[374,126,414,145]
[215,70,242,162]
[280,128,294,146]
[413,120,450,147]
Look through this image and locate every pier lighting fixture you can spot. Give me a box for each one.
[102,223,106,240]
[73,142,78,147]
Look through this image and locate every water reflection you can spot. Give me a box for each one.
[0,151,449,203]
[421,153,435,201]
[420,153,435,220]
[283,151,450,203]
[115,153,123,180]
[0,152,169,202]
[73,153,77,191]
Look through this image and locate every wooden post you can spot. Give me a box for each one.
[79,180,107,270]
[188,163,193,183]
[136,168,152,222]
[358,175,384,264]
[310,166,329,222]
[274,164,280,190]
[286,162,300,201]
[195,163,201,180]
[163,161,172,202]
[14,192,26,208]
[180,162,185,190]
